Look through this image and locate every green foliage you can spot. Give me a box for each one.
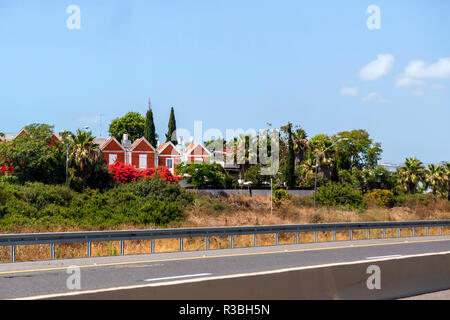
[333,129,382,171]
[166,107,177,144]
[108,112,146,143]
[350,166,396,193]
[244,164,270,187]
[0,178,194,231]
[364,189,394,208]
[0,124,66,184]
[397,158,425,194]
[281,123,295,188]
[140,200,183,226]
[144,100,158,147]
[315,182,365,210]
[176,163,236,189]
[272,184,291,205]
[67,129,112,190]
[0,174,19,185]
[393,192,438,208]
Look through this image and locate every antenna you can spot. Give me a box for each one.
[99,114,103,137]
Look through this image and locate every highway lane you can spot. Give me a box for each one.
[0,235,449,299]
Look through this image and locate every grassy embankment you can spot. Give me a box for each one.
[0,180,449,262]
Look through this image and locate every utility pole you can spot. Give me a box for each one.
[66,141,70,184]
[314,151,319,209]
[267,122,273,214]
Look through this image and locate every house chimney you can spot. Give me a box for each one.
[122,133,132,148]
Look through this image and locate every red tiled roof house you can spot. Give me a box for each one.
[183,142,211,163]
[99,137,126,166]
[130,137,156,169]
[157,142,181,174]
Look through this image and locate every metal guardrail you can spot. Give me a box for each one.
[1,220,449,262]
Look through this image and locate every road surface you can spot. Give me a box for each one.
[0,235,449,299]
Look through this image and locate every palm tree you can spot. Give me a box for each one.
[69,129,100,185]
[424,164,445,196]
[397,157,425,194]
[233,134,258,180]
[442,163,450,201]
[292,126,308,164]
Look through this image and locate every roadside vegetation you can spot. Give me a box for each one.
[0,122,448,235]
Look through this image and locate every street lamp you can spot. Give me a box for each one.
[266,122,273,214]
[313,138,349,209]
[66,134,71,184]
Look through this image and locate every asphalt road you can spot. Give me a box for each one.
[0,235,449,299]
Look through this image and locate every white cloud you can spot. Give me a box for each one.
[340,87,358,96]
[362,92,390,104]
[411,89,424,96]
[396,57,450,87]
[395,75,423,88]
[430,83,445,90]
[359,54,395,81]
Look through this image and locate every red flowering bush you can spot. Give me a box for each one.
[0,164,14,176]
[109,162,181,184]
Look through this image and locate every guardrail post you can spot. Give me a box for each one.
[332,231,336,242]
[87,242,91,257]
[382,229,386,239]
[206,236,210,250]
[426,227,429,236]
[231,235,234,249]
[314,231,318,243]
[349,230,353,241]
[439,226,442,236]
[11,245,15,263]
[366,229,370,240]
[120,240,125,256]
[51,243,55,260]
[412,227,415,237]
[398,228,401,238]
[254,234,257,247]
[179,237,183,252]
[296,232,299,244]
[151,239,155,253]
[275,233,279,246]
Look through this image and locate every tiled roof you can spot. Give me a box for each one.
[157,142,169,152]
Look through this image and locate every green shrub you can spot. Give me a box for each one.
[273,185,291,206]
[315,182,364,210]
[393,192,437,208]
[0,174,19,185]
[139,200,183,227]
[0,178,194,232]
[365,189,394,208]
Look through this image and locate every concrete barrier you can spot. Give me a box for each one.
[40,251,450,300]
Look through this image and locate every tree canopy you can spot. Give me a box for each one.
[109,112,146,143]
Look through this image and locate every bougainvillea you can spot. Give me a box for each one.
[109,162,181,184]
[0,164,14,176]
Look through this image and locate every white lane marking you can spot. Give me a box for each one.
[16,251,450,300]
[366,255,402,260]
[143,273,212,282]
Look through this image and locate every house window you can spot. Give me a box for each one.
[166,159,174,170]
[139,154,147,169]
[109,154,117,165]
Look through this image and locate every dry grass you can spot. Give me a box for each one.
[1,194,449,263]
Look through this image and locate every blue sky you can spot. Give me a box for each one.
[1,0,449,163]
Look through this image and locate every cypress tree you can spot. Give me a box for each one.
[144,99,157,147]
[165,106,177,145]
[285,123,296,188]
